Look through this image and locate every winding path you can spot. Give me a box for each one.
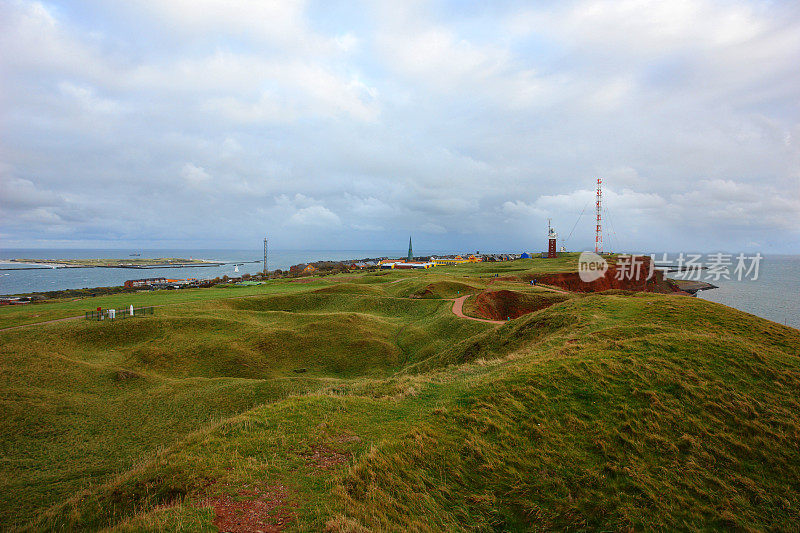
[0,315,84,332]
[450,295,505,325]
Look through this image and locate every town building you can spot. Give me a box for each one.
[394,262,435,269]
[289,264,317,275]
[124,278,167,288]
[431,255,482,266]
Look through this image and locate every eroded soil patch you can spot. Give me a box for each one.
[299,445,351,470]
[202,483,296,533]
[473,290,568,321]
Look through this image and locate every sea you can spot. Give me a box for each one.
[0,248,410,296]
[1,249,798,329]
[693,255,800,330]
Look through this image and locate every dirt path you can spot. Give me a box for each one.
[535,284,569,294]
[486,275,569,295]
[0,315,84,332]
[450,295,505,325]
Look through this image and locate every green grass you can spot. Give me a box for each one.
[0,278,333,329]
[2,262,799,531]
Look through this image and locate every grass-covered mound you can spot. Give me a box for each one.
[9,286,798,532]
[332,297,800,530]
[410,280,482,299]
[464,289,571,320]
[0,278,499,529]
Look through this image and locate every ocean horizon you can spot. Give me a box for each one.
[0,247,479,296]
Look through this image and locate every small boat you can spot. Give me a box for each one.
[129,253,141,257]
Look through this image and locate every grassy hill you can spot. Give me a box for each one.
[2,260,799,531]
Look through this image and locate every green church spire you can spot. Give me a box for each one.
[407,236,413,262]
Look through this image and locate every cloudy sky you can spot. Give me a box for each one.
[1,0,799,252]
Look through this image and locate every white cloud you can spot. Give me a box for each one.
[374,8,551,109]
[502,200,545,219]
[335,33,359,53]
[221,137,243,158]
[0,1,93,73]
[602,167,641,186]
[128,0,321,51]
[180,163,212,184]
[344,194,394,218]
[420,222,446,234]
[532,187,667,215]
[288,204,342,227]
[670,179,800,230]
[351,223,384,232]
[19,206,64,225]
[1,0,799,251]
[58,81,121,114]
[0,177,62,210]
[512,0,766,55]
[185,56,379,123]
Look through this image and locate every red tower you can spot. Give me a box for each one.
[595,178,603,254]
[547,219,557,258]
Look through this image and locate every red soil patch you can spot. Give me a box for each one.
[473,290,565,321]
[451,295,505,324]
[533,257,687,294]
[298,445,351,470]
[202,483,296,533]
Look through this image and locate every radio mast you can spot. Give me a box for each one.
[595,178,603,254]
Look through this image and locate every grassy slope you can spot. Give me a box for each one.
[0,278,334,329]
[3,260,800,531]
[0,275,491,528]
[331,296,800,531]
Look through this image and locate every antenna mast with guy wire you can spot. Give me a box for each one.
[595,178,603,254]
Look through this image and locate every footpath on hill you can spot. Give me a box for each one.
[450,295,506,325]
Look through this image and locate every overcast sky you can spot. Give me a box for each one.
[1,0,799,252]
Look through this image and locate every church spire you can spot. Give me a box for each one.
[407,236,413,262]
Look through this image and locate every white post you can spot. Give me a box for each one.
[130,304,134,316]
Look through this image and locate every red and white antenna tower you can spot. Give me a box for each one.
[595,178,603,254]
